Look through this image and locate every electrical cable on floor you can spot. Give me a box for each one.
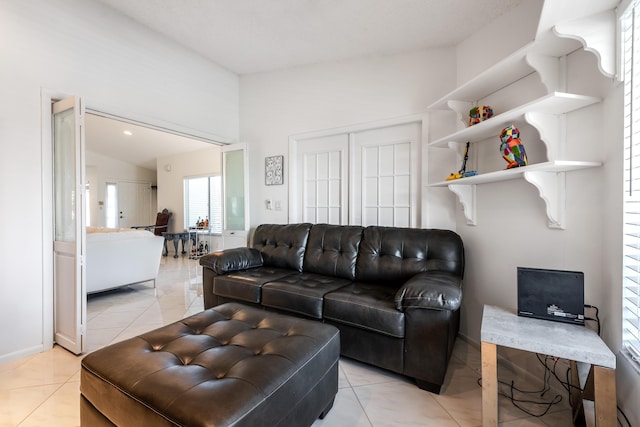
[476,374,563,418]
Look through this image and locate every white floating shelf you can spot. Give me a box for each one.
[429,43,535,110]
[429,92,600,148]
[429,160,600,187]
[428,36,581,111]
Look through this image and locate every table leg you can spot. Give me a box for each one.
[163,239,168,257]
[481,341,498,426]
[569,360,586,427]
[594,366,616,427]
[172,239,179,258]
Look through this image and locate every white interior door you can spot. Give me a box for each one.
[221,143,249,249]
[294,134,349,224]
[117,181,152,228]
[291,120,420,227]
[53,96,86,354]
[351,122,420,227]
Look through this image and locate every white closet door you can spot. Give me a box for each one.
[351,122,421,227]
[294,134,348,224]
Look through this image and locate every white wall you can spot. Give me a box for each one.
[85,151,157,227]
[0,0,238,362]
[240,48,457,229]
[156,146,222,234]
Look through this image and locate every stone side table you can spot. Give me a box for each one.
[481,305,616,426]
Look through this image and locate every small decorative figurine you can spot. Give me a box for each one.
[499,125,528,169]
[446,142,478,180]
[469,105,493,126]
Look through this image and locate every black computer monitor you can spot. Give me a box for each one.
[517,267,585,325]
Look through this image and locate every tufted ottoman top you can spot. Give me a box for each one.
[81,303,340,427]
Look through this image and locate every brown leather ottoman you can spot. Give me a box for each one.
[80,302,339,427]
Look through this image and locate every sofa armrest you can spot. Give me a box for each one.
[395,271,463,311]
[199,247,263,274]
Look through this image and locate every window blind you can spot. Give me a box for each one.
[184,176,222,234]
[622,0,640,364]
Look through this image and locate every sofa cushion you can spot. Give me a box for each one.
[253,223,312,272]
[356,227,464,285]
[303,224,363,280]
[200,247,263,274]
[214,267,296,303]
[262,273,352,319]
[323,283,404,338]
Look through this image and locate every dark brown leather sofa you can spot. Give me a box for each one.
[199,223,465,393]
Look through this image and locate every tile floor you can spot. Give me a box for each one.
[0,256,576,426]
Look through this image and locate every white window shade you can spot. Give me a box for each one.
[184,175,222,234]
[622,0,640,365]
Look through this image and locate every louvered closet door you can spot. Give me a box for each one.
[296,134,348,224]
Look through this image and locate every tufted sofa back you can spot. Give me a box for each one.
[303,224,364,280]
[252,223,312,271]
[355,226,464,286]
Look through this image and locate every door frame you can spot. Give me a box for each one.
[40,88,230,352]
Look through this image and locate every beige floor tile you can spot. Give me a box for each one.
[440,355,482,395]
[452,337,482,374]
[339,358,407,387]
[353,380,459,426]
[499,416,549,426]
[86,309,142,330]
[539,408,574,426]
[17,381,80,427]
[0,384,59,427]
[84,327,122,352]
[312,387,372,427]
[0,347,80,391]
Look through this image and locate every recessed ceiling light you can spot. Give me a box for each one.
[123,130,133,136]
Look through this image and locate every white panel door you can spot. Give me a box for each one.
[351,122,421,227]
[117,181,152,228]
[53,96,86,355]
[294,134,348,224]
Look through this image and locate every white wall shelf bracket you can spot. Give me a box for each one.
[525,53,564,93]
[523,170,566,229]
[449,184,476,226]
[524,111,563,161]
[447,100,474,126]
[553,10,616,79]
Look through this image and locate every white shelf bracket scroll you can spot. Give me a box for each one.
[523,171,566,229]
[525,53,564,93]
[449,184,477,226]
[447,100,474,126]
[524,112,563,161]
[553,10,616,79]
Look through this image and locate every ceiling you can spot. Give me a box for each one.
[96,0,525,75]
[88,0,525,169]
[85,114,216,171]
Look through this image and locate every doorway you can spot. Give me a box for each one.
[42,90,226,354]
